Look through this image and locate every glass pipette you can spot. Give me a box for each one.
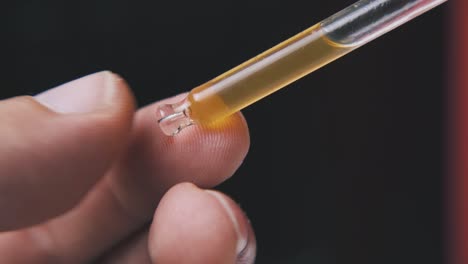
[157,0,447,135]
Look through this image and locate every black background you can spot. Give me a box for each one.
[2,0,448,263]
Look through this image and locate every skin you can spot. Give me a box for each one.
[0,71,256,264]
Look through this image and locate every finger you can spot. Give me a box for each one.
[98,183,256,264]
[0,71,135,230]
[0,93,250,262]
[150,183,256,264]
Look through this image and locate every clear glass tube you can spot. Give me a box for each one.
[157,0,447,136]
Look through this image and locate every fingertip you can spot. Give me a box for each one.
[132,98,250,188]
[149,183,243,264]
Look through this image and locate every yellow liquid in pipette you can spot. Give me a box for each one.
[186,24,356,124]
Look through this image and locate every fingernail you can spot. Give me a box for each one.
[35,71,118,114]
[205,190,251,255]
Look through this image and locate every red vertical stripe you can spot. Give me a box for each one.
[454,0,468,263]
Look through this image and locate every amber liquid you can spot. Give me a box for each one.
[187,24,356,124]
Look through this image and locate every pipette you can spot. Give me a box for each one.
[157,0,447,135]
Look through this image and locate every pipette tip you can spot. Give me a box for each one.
[157,99,194,136]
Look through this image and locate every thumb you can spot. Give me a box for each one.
[0,71,135,231]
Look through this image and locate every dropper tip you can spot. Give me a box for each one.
[157,100,193,136]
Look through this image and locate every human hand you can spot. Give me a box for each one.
[0,71,256,263]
